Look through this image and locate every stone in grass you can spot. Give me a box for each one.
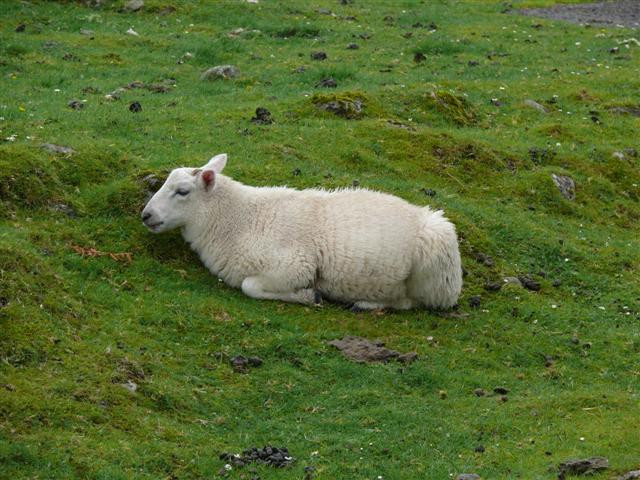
[328,336,417,364]
[551,173,575,200]
[67,99,84,110]
[315,77,337,88]
[312,92,365,119]
[220,446,295,468]
[347,43,359,49]
[524,99,548,113]
[123,0,144,12]
[518,275,541,291]
[557,457,608,478]
[618,471,640,480]
[129,101,142,113]
[503,276,522,288]
[250,107,273,124]
[414,52,426,63]
[310,51,327,60]
[41,143,75,155]
[457,474,481,480]
[201,65,239,80]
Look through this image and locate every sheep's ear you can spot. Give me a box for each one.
[203,153,227,173]
[201,170,215,191]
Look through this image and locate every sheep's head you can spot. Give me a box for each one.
[141,153,227,233]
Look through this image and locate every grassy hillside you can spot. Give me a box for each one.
[1,1,639,479]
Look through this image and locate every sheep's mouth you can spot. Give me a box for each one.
[146,221,164,231]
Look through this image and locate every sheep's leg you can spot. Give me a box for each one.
[351,301,387,311]
[351,298,414,311]
[241,276,319,306]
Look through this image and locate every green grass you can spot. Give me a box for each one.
[1,0,639,479]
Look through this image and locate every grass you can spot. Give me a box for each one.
[1,0,639,479]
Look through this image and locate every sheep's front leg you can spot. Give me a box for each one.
[241,276,321,306]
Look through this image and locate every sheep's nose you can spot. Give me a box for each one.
[142,212,152,222]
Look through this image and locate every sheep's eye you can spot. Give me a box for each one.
[175,189,190,197]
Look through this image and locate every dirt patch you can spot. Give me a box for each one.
[517,1,640,29]
[328,336,418,364]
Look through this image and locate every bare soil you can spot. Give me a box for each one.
[518,1,640,29]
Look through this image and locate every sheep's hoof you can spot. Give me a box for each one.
[313,290,323,306]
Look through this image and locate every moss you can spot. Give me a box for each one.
[311,91,368,119]
[421,91,478,126]
[0,146,64,213]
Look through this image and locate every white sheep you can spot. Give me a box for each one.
[141,154,462,310]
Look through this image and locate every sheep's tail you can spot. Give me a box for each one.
[407,208,463,309]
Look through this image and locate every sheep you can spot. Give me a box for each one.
[141,154,462,310]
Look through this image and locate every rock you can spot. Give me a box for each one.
[468,60,479,67]
[247,356,263,367]
[612,151,625,160]
[414,52,426,63]
[503,276,522,287]
[251,107,273,124]
[607,106,640,117]
[551,173,576,200]
[127,80,145,89]
[457,474,481,480]
[105,87,126,101]
[148,83,171,93]
[16,23,26,33]
[421,188,436,197]
[129,101,142,113]
[619,470,640,480]
[220,446,294,468]
[328,336,417,364]
[347,43,359,49]
[518,275,541,291]
[67,99,84,110]
[141,174,165,194]
[490,98,503,107]
[126,27,139,36]
[484,281,502,292]
[54,48,77,63]
[312,94,364,119]
[52,203,77,218]
[469,296,481,308]
[558,457,608,477]
[177,52,193,64]
[80,28,95,37]
[201,65,239,80]
[310,51,327,60]
[397,352,419,364]
[230,355,249,373]
[474,445,485,453]
[474,388,486,397]
[124,0,144,12]
[121,380,137,393]
[524,99,548,113]
[623,148,638,158]
[493,386,509,395]
[315,77,337,88]
[41,143,75,155]
[475,252,494,267]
